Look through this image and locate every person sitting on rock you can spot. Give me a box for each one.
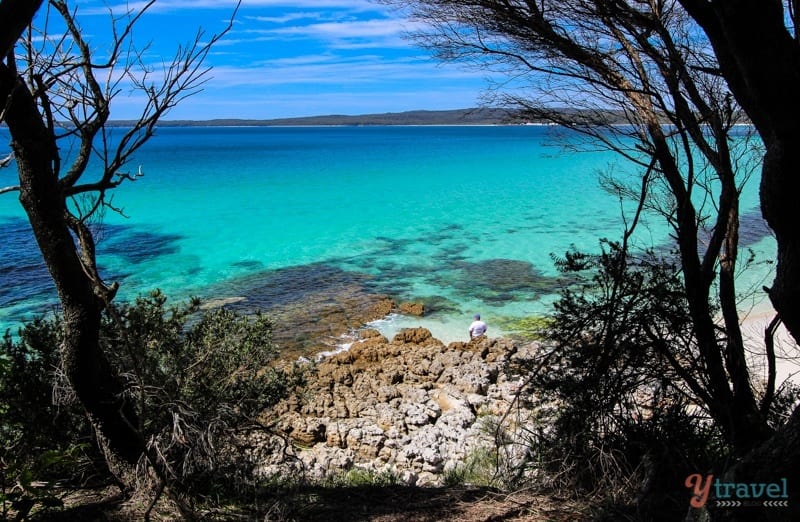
[468,313,487,339]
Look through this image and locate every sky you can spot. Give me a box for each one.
[42,0,491,120]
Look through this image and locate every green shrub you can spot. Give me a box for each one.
[442,447,503,488]
[101,291,301,497]
[1,290,300,510]
[1,317,99,518]
[321,468,400,488]
[518,242,728,518]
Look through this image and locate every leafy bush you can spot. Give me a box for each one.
[1,318,99,518]
[1,291,300,512]
[518,242,727,519]
[100,291,301,498]
[442,447,502,488]
[321,468,401,488]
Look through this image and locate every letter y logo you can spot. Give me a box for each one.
[685,474,713,508]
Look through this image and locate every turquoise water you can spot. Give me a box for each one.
[0,126,773,343]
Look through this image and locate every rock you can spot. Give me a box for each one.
[256,333,543,487]
[263,287,396,359]
[358,328,385,339]
[392,327,435,344]
[400,470,418,485]
[283,413,327,445]
[399,302,425,316]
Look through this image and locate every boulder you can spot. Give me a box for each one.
[399,302,425,316]
[392,327,434,344]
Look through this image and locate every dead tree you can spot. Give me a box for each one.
[1,0,236,487]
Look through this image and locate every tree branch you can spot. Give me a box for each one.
[0,0,44,58]
[760,314,782,415]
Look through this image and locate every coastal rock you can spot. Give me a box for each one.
[283,413,327,445]
[227,274,397,360]
[255,328,539,486]
[392,327,440,345]
[398,302,425,316]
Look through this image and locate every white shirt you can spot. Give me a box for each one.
[469,320,487,338]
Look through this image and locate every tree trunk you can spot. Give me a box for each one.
[674,3,800,519]
[0,0,44,56]
[1,60,145,477]
[761,141,800,346]
[678,0,800,344]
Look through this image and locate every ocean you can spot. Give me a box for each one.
[0,125,773,345]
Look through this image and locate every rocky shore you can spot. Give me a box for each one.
[253,327,541,486]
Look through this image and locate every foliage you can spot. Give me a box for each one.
[2,0,240,484]
[1,319,94,474]
[0,291,299,512]
[518,242,728,518]
[101,291,300,498]
[442,447,502,488]
[0,445,91,520]
[0,318,100,518]
[321,468,401,488]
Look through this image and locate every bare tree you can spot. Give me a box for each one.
[386,0,776,451]
[0,0,236,486]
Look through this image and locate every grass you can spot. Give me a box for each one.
[320,467,401,488]
[442,447,503,488]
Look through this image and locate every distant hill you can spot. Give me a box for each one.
[104,107,652,127]
[108,108,521,127]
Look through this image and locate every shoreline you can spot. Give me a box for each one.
[739,304,799,386]
[316,295,799,387]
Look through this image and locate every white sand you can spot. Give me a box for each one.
[740,307,800,387]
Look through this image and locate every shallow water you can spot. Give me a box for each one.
[0,125,773,343]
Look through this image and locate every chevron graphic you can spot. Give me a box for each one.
[762,500,790,507]
[714,500,742,507]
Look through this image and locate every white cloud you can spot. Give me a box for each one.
[205,55,481,88]
[244,18,423,51]
[244,12,326,24]
[273,19,416,39]
[66,0,487,120]
[88,0,387,15]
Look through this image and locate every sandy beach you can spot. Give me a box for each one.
[740,305,800,387]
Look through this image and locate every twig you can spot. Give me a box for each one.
[760,314,782,414]
[0,152,13,168]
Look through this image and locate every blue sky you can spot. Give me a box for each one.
[51,0,490,120]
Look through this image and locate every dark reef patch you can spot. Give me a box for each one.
[426,223,465,243]
[210,263,395,358]
[0,217,185,327]
[217,263,375,309]
[232,259,264,270]
[436,243,470,262]
[739,207,773,248]
[372,236,416,253]
[461,259,544,292]
[0,218,59,320]
[395,295,461,317]
[422,258,569,305]
[97,224,182,263]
